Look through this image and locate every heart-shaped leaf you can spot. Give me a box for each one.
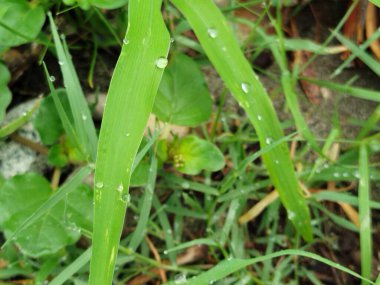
[0,173,93,257]
[153,54,212,126]
[170,135,225,175]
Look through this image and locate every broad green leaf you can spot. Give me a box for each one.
[89,0,170,283]
[0,62,11,122]
[170,0,313,241]
[0,0,45,47]
[170,135,225,175]
[34,89,71,145]
[153,54,212,126]
[0,173,93,257]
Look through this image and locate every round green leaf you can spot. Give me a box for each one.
[153,54,212,126]
[0,62,11,122]
[0,0,45,47]
[171,135,225,175]
[0,173,93,257]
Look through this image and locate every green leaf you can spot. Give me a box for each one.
[0,173,93,257]
[130,160,150,187]
[0,0,45,47]
[34,89,71,145]
[47,145,69,168]
[63,0,127,9]
[153,53,212,126]
[0,62,11,122]
[370,0,380,8]
[171,135,225,175]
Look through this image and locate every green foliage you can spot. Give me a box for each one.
[0,0,45,47]
[0,173,93,257]
[153,53,212,126]
[34,89,71,145]
[63,0,128,9]
[169,135,225,175]
[0,62,11,122]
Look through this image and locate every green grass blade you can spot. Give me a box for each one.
[49,247,92,285]
[48,13,98,162]
[88,0,170,283]
[359,144,373,285]
[1,166,92,250]
[128,155,157,250]
[170,0,313,241]
[164,249,374,285]
[0,98,41,138]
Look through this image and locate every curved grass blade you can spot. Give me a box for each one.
[48,13,98,162]
[164,249,374,285]
[170,0,313,241]
[88,0,170,283]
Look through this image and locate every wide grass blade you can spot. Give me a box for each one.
[359,144,373,285]
[170,0,313,241]
[48,13,98,162]
[164,249,374,285]
[88,0,170,284]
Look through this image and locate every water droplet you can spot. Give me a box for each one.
[207,28,218,38]
[49,75,56,82]
[241,82,250,94]
[288,211,296,220]
[265,137,273,145]
[170,37,175,43]
[58,60,64,66]
[257,115,263,121]
[156,57,168,69]
[122,193,130,204]
[117,184,124,193]
[275,160,279,164]
[95,182,104,188]
[333,172,340,178]
[174,273,187,284]
[126,133,130,137]
[182,182,190,189]
[209,280,215,284]
[123,38,129,45]
[82,114,87,120]
[163,250,168,255]
[221,46,227,52]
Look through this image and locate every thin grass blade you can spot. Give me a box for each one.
[359,144,373,285]
[171,0,313,241]
[88,0,170,283]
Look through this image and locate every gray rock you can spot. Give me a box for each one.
[0,99,47,179]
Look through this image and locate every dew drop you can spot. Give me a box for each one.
[182,182,190,189]
[275,160,279,164]
[257,115,263,121]
[95,181,104,188]
[288,211,296,220]
[265,137,273,145]
[163,250,168,255]
[123,38,129,45]
[174,273,187,284]
[126,133,130,137]
[333,172,340,178]
[122,193,130,204]
[117,184,124,193]
[170,37,175,43]
[241,82,250,94]
[58,60,64,66]
[82,114,87,120]
[49,75,56,82]
[207,28,218,38]
[156,57,168,69]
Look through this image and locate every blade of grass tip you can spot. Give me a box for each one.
[1,166,92,250]
[129,155,157,250]
[88,0,170,284]
[359,144,373,285]
[170,0,313,242]
[49,247,92,285]
[0,97,41,138]
[164,249,374,285]
[48,12,98,162]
